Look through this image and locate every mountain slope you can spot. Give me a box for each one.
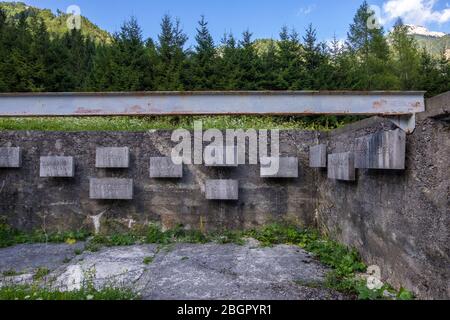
[406,25,450,58]
[0,1,111,43]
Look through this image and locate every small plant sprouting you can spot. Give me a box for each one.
[33,267,50,281]
[143,257,154,265]
[2,269,21,277]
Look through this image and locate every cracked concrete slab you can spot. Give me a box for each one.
[0,242,348,300]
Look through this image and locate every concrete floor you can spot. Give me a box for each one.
[0,241,348,300]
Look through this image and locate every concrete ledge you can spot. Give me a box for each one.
[205,180,239,200]
[328,152,355,181]
[260,157,299,178]
[354,129,406,170]
[205,146,239,167]
[96,147,129,168]
[40,156,75,177]
[150,157,183,178]
[309,145,327,168]
[89,178,133,200]
[419,92,450,121]
[0,147,21,168]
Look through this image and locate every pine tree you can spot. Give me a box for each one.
[235,30,261,90]
[0,8,8,91]
[302,24,330,89]
[346,1,397,89]
[0,6,448,96]
[91,17,154,91]
[4,12,34,92]
[259,39,280,90]
[28,16,51,91]
[277,26,303,89]
[155,15,188,90]
[217,32,240,89]
[390,18,420,90]
[189,15,217,90]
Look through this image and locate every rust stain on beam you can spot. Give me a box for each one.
[0,91,426,117]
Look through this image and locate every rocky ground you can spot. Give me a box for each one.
[0,240,348,300]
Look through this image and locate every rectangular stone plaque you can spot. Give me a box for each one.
[89,178,133,200]
[40,156,74,177]
[96,147,129,168]
[309,144,327,168]
[0,147,21,168]
[205,180,239,200]
[260,157,299,178]
[205,146,238,167]
[328,152,355,181]
[354,129,406,170]
[150,157,183,178]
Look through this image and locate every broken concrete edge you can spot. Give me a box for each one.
[326,116,395,138]
[418,92,450,121]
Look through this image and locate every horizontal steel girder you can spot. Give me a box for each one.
[0,91,425,117]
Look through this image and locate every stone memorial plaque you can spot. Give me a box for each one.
[260,157,299,178]
[309,144,327,168]
[150,157,183,178]
[328,152,355,181]
[354,129,406,170]
[89,178,133,200]
[205,180,239,200]
[205,146,238,167]
[96,147,129,168]
[0,147,21,168]
[40,156,74,177]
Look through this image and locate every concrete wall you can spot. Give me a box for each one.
[0,93,448,299]
[315,93,449,300]
[0,131,317,234]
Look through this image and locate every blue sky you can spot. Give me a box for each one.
[9,0,450,46]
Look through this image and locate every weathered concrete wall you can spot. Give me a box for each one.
[315,93,449,300]
[0,130,317,233]
[0,93,448,299]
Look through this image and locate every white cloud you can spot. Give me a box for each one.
[297,4,316,16]
[383,0,450,25]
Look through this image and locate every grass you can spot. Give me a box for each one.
[2,269,22,277]
[32,268,50,281]
[0,115,363,131]
[0,223,91,248]
[0,285,139,300]
[143,257,154,265]
[0,222,414,300]
[247,224,414,300]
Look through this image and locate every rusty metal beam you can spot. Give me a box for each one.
[0,91,425,117]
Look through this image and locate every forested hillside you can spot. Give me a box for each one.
[0,1,448,97]
[0,1,110,42]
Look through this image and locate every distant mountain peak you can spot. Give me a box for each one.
[405,25,447,38]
